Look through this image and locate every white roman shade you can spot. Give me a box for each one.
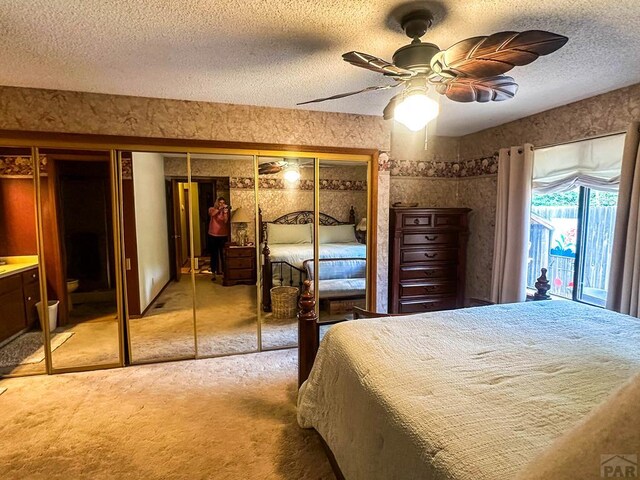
[533,134,626,193]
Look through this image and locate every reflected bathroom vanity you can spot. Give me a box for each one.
[0,260,40,343]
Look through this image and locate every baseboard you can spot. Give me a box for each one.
[138,280,172,318]
[0,326,30,349]
[466,297,495,307]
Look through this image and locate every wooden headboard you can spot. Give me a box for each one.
[258,206,356,244]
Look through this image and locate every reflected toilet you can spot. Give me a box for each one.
[66,279,79,311]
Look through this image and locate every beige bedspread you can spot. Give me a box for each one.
[297,301,640,480]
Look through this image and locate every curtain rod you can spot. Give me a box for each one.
[533,130,628,150]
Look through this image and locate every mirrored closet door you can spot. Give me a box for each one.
[258,155,316,349]
[191,153,259,357]
[122,151,196,363]
[39,148,122,370]
[316,159,370,326]
[0,147,48,376]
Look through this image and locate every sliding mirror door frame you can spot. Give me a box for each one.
[314,157,372,324]
[0,129,377,372]
[45,147,124,373]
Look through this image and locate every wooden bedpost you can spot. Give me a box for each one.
[298,279,318,387]
[349,206,356,225]
[534,268,551,300]
[262,242,272,312]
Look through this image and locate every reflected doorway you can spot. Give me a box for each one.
[41,148,121,370]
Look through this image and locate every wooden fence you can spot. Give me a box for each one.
[527,205,616,298]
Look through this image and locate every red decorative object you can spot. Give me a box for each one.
[554,277,562,287]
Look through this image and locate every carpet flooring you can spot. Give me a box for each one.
[0,349,334,480]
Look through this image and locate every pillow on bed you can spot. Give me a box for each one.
[267,223,312,244]
[319,224,357,244]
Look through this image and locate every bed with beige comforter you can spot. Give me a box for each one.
[297,300,640,480]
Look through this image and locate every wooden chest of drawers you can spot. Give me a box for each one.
[223,245,257,286]
[389,208,470,314]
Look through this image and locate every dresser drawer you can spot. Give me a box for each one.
[226,268,255,280]
[21,268,39,285]
[226,247,254,258]
[434,214,462,227]
[401,248,458,264]
[226,257,254,269]
[402,232,458,246]
[402,214,432,228]
[399,266,457,281]
[400,281,456,298]
[398,296,457,314]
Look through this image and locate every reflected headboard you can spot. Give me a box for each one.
[258,206,356,244]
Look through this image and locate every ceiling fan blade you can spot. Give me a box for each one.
[433,75,518,103]
[430,30,568,78]
[383,94,400,120]
[258,160,286,175]
[342,51,415,78]
[297,84,399,106]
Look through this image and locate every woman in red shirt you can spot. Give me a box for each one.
[208,197,230,281]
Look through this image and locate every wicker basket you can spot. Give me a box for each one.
[271,286,299,319]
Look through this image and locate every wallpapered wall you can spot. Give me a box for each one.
[0,86,390,150]
[2,82,639,306]
[387,83,640,301]
[456,83,640,301]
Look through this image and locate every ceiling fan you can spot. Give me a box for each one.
[298,7,568,131]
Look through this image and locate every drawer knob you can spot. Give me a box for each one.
[423,271,433,276]
[32,274,36,278]
[424,235,437,241]
[424,252,437,258]
[27,296,32,301]
[423,286,436,292]
[413,219,420,225]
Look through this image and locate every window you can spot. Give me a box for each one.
[527,187,618,307]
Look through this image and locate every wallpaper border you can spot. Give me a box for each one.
[388,155,498,178]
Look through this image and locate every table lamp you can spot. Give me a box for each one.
[231,207,252,246]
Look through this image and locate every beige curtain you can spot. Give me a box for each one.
[491,144,534,304]
[607,122,640,316]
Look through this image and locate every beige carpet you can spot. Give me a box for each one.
[0,349,334,480]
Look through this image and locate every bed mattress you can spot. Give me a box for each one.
[266,242,366,286]
[297,300,640,480]
[267,242,366,268]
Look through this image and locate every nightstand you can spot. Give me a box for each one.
[223,244,257,286]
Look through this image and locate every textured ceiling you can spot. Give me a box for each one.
[0,1,639,136]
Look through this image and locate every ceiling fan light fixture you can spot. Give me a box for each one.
[283,163,301,183]
[394,87,439,132]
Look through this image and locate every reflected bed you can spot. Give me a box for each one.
[259,208,366,311]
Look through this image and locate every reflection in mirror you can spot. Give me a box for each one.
[259,157,316,349]
[0,147,47,376]
[37,148,120,369]
[190,154,258,356]
[317,160,368,326]
[123,152,195,363]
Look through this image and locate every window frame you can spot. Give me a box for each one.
[530,185,615,308]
